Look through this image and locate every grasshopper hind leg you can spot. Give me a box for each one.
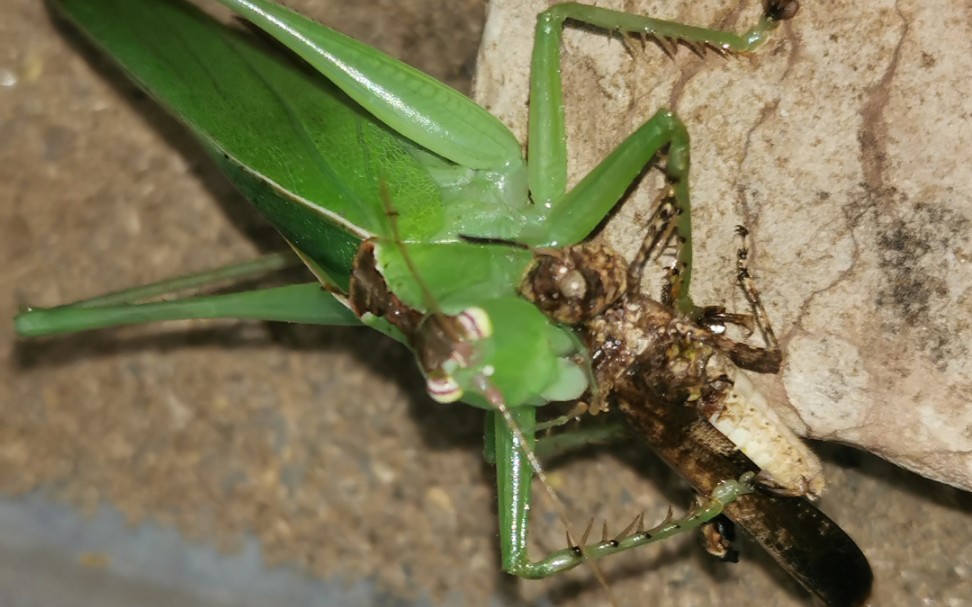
[707,225,783,374]
[630,180,782,379]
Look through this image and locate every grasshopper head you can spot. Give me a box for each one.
[520,243,627,325]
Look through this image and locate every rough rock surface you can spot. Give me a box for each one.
[3,1,970,606]
[476,0,972,491]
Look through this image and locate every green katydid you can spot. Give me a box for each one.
[15,0,812,594]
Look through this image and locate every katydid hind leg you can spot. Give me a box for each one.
[15,283,359,338]
[13,252,362,338]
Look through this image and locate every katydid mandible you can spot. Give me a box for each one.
[15,0,839,598]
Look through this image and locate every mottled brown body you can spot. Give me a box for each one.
[615,361,871,607]
[584,296,732,415]
[584,289,824,497]
[520,238,871,606]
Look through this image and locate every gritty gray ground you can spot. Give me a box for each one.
[2,1,971,606]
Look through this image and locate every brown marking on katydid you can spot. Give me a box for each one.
[349,238,477,402]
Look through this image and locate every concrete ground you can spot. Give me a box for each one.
[3,1,971,606]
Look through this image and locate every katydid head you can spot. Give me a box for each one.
[349,238,588,411]
[351,182,590,409]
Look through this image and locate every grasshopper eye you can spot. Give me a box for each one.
[557,269,588,299]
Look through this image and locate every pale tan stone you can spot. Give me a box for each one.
[476,0,972,492]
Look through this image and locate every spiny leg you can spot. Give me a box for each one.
[733,225,780,353]
[626,188,679,296]
[709,225,783,373]
[13,252,362,337]
[498,468,755,579]
[525,1,798,248]
[489,410,751,577]
[621,173,698,317]
[490,403,753,579]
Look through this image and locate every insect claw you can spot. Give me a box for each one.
[702,515,739,562]
[764,0,800,22]
[601,520,609,543]
[636,512,646,533]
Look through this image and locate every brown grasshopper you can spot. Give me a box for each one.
[520,190,873,606]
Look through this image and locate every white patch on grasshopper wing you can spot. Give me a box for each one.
[708,371,826,499]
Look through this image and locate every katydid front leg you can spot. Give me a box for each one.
[524,1,798,246]
[490,408,754,578]
[495,0,798,577]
